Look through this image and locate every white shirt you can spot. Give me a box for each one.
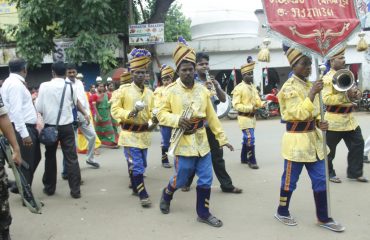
[1,73,37,138]
[36,78,77,125]
[68,78,90,115]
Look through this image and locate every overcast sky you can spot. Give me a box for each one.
[177,0,263,20]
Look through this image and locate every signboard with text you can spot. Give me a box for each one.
[263,0,361,58]
[129,23,164,45]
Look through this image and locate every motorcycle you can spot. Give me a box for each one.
[257,88,280,119]
[357,90,370,111]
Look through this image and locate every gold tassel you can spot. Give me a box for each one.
[357,32,368,52]
[258,38,271,63]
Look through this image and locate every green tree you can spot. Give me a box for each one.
[163,3,191,42]
[9,0,186,72]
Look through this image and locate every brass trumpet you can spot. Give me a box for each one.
[167,101,194,158]
[205,71,220,105]
[332,69,361,101]
[332,69,355,92]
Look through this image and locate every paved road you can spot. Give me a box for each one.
[9,112,370,240]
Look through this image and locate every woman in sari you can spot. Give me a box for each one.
[93,82,118,148]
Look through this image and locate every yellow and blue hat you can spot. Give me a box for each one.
[173,36,196,68]
[129,48,152,71]
[241,57,255,75]
[160,64,175,79]
[286,47,305,67]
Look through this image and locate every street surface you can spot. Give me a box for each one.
[9,112,370,240]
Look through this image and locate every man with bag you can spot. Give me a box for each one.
[36,62,88,199]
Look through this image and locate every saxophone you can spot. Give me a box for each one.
[167,101,194,158]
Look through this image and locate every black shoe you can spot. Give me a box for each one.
[9,185,19,194]
[364,156,370,163]
[197,215,223,228]
[71,192,81,199]
[86,160,100,168]
[248,163,259,169]
[61,173,68,180]
[43,188,55,196]
[159,192,170,214]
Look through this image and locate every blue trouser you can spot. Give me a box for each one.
[160,126,172,148]
[124,147,148,176]
[169,153,213,189]
[242,128,255,146]
[163,153,213,219]
[241,128,257,164]
[278,159,330,222]
[280,159,326,192]
[160,126,172,164]
[124,147,149,199]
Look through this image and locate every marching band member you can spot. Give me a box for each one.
[153,64,175,168]
[274,47,344,232]
[322,48,367,183]
[111,48,156,208]
[182,52,242,193]
[157,37,234,227]
[232,58,262,169]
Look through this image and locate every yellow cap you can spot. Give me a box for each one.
[129,48,152,71]
[173,36,196,68]
[120,71,131,84]
[330,47,346,60]
[286,47,305,67]
[241,62,255,75]
[160,64,175,79]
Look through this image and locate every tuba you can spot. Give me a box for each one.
[332,69,355,92]
[167,102,194,158]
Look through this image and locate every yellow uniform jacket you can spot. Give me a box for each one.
[111,82,154,149]
[232,81,262,129]
[322,69,358,131]
[278,75,327,162]
[157,78,228,157]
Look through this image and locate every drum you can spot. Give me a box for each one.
[217,95,232,119]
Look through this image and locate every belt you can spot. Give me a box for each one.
[326,105,353,114]
[121,123,149,132]
[184,118,205,135]
[238,112,255,117]
[11,123,36,128]
[286,120,315,133]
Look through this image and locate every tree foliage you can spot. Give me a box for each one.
[163,3,191,42]
[9,0,190,71]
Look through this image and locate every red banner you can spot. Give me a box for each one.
[263,0,361,57]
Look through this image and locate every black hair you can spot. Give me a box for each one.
[66,63,77,70]
[9,58,27,73]
[196,52,209,63]
[52,62,66,76]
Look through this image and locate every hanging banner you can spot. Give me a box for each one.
[263,0,361,58]
[129,23,165,45]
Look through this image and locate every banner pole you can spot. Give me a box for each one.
[315,57,332,218]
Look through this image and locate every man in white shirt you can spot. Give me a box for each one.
[1,58,41,193]
[60,64,99,179]
[36,62,88,199]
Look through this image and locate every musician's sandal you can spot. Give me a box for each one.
[197,215,223,227]
[162,162,172,168]
[318,219,345,232]
[274,213,297,226]
[181,187,191,192]
[140,197,152,208]
[248,163,259,169]
[329,176,342,183]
